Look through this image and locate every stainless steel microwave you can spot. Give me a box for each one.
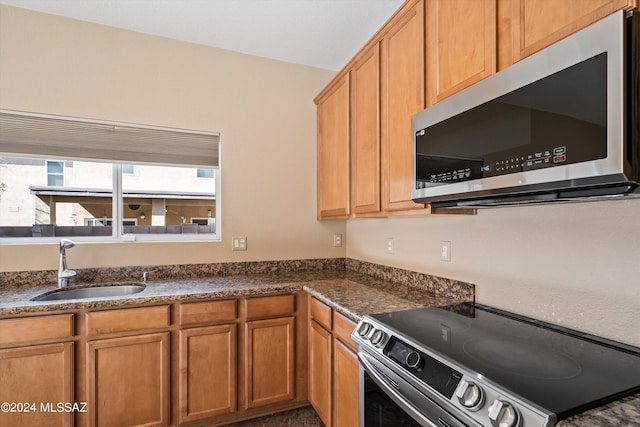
[411,10,639,208]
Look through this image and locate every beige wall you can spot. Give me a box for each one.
[4,4,636,349]
[0,4,345,271]
[347,199,640,346]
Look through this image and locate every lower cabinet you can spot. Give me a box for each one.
[0,292,307,427]
[179,324,237,423]
[309,319,333,425]
[243,294,298,410]
[0,313,75,427]
[178,299,238,424]
[308,297,359,427]
[87,332,171,427]
[179,293,304,426]
[332,340,358,427]
[0,342,74,427]
[245,316,296,408]
[84,305,172,427]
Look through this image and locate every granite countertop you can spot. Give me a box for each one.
[0,267,638,426]
[558,393,640,426]
[0,269,439,320]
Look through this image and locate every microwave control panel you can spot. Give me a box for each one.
[415,141,574,188]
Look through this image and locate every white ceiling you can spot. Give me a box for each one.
[0,0,404,71]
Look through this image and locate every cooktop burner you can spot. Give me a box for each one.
[365,303,640,422]
[463,338,583,380]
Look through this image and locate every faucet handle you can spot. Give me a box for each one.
[60,239,76,252]
[60,269,77,279]
[143,272,149,283]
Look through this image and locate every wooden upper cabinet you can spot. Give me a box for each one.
[381,0,427,212]
[315,0,636,219]
[501,0,637,68]
[350,44,381,215]
[426,0,497,105]
[316,74,350,219]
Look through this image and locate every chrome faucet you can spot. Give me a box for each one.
[58,239,77,288]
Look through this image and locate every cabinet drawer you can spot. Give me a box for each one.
[86,305,170,336]
[245,294,295,320]
[0,314,74,346]
[309,297,332,330]
[180,299,237,326]
[333,311,358,353]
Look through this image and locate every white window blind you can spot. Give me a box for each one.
[0,110,219,167]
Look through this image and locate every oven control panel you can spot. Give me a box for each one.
[352,317,553,427]
[386,337,462,400]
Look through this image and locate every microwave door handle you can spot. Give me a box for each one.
[359,352,440,427]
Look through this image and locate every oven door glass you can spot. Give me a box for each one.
[359,352,467,427]
[362,370,422,427]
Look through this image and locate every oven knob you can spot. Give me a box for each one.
[455,380,484,411]
[488,400,521,427]
[357,322,373,338]
[370,329,387,347]
[405,351,423,369]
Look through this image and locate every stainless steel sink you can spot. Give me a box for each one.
[32,284,146,301]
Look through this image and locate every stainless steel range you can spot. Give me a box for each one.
[352,303,640,427]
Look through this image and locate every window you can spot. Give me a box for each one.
[122,163,217,235]
[2,157,114,238]
[197,168,214,178]
[46,160,65,186]
[191,216,215,226]
[0,110,220,243]
[86,218,137,226]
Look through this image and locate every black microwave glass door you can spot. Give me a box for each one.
[415,53,607,186]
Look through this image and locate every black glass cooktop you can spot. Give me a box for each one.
[370,303,640,420]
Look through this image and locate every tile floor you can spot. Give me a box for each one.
[220,406,324,427]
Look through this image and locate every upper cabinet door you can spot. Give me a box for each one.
[350,44,381,215]
[501,0,636,68]
[426,0,497,105]
[381,0,427,212]
[316,74,350,219]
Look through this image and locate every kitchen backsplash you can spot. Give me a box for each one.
[0,258,474,304]
[345,258,474,302]
[0,258,344,289]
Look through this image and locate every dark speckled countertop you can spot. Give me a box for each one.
[0,260,638,426]
[0,269,442,319]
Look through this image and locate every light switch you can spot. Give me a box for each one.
[232,237,247,251]
[441,241,451,262]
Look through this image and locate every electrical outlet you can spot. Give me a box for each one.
[441,241,451,262]
[387,238,394,254]
[232,237,247,251]
[334,233,343,247]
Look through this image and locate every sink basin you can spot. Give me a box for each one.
[32,284,146,301]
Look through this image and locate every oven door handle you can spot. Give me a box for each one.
[359,351,444,427]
